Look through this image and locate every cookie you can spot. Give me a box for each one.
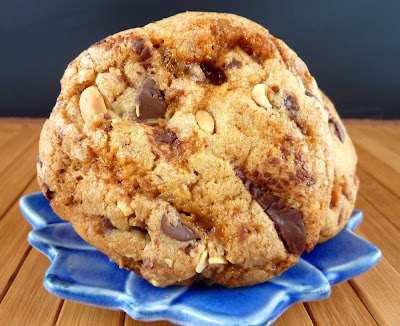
[37,12,334,287]
[316,90,359,242]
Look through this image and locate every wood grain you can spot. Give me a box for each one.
[0,118,399,326]
[0,178,39,300]
[55,302,125,326]
[273,303,313,326]
[350,125,400,156]
[125,317,173,326]
[0,126,21,147]
[355,195,400,271]
[0,133,40,219]
[0,250,63,326]
[350,257,400,326]
[348,128,400,174]
[0,127,40,175]
[357,169,400,230]
[351,143,400,198]
[305,282,377,326]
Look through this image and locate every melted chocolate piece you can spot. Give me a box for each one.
[137,78,167,120]
[226,59,242,69]
[284,94,299,113]
[200,62,227,85]
[266,201,306,255]
[236,169,306,255]
[161,214,198,241]
[102,217,117,232]
[257,193,279,210]
[329,117,346,143]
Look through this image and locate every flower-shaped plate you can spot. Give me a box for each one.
[20,192,381,326]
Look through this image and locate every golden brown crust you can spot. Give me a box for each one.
[318,90,359,242]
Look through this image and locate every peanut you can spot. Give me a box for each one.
[79,86,107,125]
[195,110,215,134]
[252,84,272,109]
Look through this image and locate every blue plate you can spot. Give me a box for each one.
[20,192,381,326]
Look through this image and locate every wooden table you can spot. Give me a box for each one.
[0,118,399,326]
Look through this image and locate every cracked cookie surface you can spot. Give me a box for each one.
[37,12,336,287]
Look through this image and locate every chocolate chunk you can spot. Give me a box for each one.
[102,217,117,232]
[284,94,299,113]
[200,62,227,85]
[226,59,242,69]
[305,90,315,98]
[37,155,43,168]
[140,47,152,61]
[133,38,152,62]
[133,39,145,52]
[329,117,346,143]
[183,243,195,255]
[266,202,306,255]
[157,130,177,144]
[305,90,321,104]
[236,169,246,182]
[236,169,306,255]
[137,78,167,120]
[104,124,113,132]
[40,183,53,200]
[257,193,279,210]
[161,214,197,241]
[154,128,180,150]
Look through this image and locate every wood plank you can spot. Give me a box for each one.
[379,125,400,139]
[55,301,124,326]
[125,316,173,326]
[273,303,313,326]
[355,195,400,271]
[0,127,40,175]
[0,126,21,147]
[0,137,40,219]
[304,282,376,326]
[0,177,39,300]
[348,128,400,174]
[350,257,400,326]
[357,168,400,230]
[349,125,400,155]
[0,249,63,326]
[0,117,46,126]
[351,142,400,197]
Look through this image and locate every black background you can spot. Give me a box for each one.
[1,0,399,118]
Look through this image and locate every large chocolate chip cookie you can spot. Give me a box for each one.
[37,12,337,287]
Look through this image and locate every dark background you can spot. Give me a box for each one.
[1,0,399,118]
